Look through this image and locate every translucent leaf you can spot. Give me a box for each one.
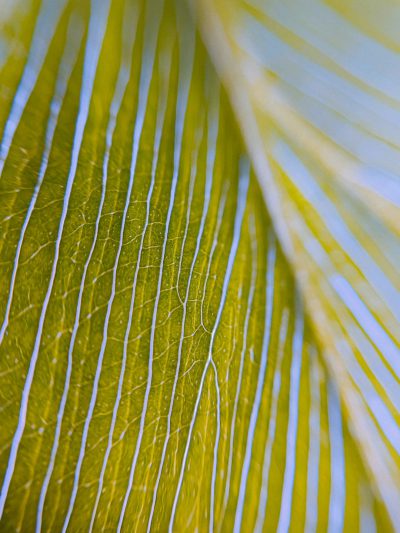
[0,0,396,531]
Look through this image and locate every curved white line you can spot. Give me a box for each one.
[305,347,321,533]
[0,0,67,176]
[327,380,345,533]
[276,299,304,533]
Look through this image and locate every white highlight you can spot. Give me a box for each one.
[360,484,377,533]
[0,0,67,176]
[327,380,345,533]
[332,275,400,376]
[276,299,304,533]
[272,140,400,323]
[305,348,321,533]
[0,13,83,347]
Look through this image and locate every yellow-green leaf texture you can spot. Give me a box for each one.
[0,0,397,531]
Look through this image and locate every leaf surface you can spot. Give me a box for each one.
[0,0,396,531]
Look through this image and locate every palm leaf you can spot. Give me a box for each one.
[0,0,397,531]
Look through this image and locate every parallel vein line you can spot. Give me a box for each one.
[0,0,67,177]
[305,347,321,533]
[276,299,304,533]
[327,380,345,533]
